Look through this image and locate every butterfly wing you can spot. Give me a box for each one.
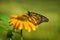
[28,11,42,25]
[28,11,49,25]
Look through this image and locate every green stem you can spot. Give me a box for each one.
[20,30,23,40]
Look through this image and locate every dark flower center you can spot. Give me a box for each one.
[17,16,28,21]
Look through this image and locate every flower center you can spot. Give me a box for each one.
[17,17,28,21]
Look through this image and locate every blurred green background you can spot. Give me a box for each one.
[0,0,60,40]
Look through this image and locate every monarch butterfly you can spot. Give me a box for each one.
[27,11,49,25]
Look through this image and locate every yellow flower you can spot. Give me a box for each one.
[9,14,36,32]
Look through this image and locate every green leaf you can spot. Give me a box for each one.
[0,26,6,32]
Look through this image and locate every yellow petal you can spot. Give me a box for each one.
[12,20,18,29]
[27,26,31,32]
[8,19,15,23]
[10,20,16,25]
[23,21,31,32]
[23,22,28,30]
[10,20,17,27]
[19,21,23,30]
[15,21,20,29]
[28,21,36,31]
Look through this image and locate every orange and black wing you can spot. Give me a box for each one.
[27,11,49,25]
